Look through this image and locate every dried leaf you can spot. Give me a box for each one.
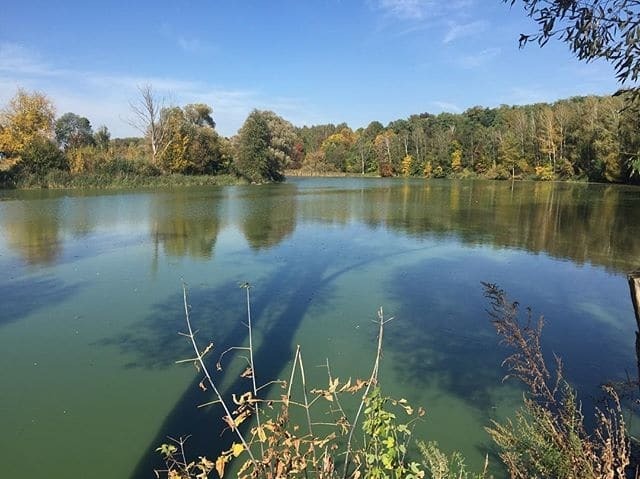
[339,378,352,392]
[233,392,253,405]
[234,410,251,427]
[348,379,367,393]
[328,377,339,393]
[256,426,267,442]
[215,455,227,478]
[238,460,251,477]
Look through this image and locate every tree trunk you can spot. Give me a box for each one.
[628,271,640,392]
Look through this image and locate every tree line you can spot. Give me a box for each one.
[1,87,639,187]
[296,94,640,183]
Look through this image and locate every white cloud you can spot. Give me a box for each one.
[442,20,487,44]
[458,47,501,68]
[377,0,430,20]
[0,42,67,77]
[502,86,553,105]
[0,42,312,137]
[431,101,462,113]
[177,36,204,53]
[377,0,476,21]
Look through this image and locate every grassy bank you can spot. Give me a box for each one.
[0,170,247,190]
[284,169,380,178]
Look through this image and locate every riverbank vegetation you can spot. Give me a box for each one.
[0,88,296,188]
[1,87,639,189]
[155,283,634,479]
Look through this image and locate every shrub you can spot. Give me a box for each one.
[19,136,68,177]
[484,165,511,180]
[483,283,630,479]
[534,165,556,181]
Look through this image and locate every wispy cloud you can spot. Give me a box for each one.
[377,0,429,20]
[376,0,475,21]
[159,22,215,55]
[374,0,487,44]
[0,42,311,137]
[177,36,206,53]
[458,47,501,68]
[0,42,67,77]
[431,100,462,113]
[502,86,553,105]
[442,20,487,44]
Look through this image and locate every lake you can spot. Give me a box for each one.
[0,177,638,478]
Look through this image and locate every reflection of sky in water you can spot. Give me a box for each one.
[0,178,638,478]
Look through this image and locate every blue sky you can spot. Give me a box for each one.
[0,0,621,137]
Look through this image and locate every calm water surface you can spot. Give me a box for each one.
[0,178,638,477]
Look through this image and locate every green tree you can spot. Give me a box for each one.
[450,140,463,173]
[261,110,299,169]
[184,103,215,128]
[158,105,224,175]
[235,110,285,183]
[497,130,521,179]
[19,136,68,177]
[55,112,95,150]
[93,125,111,151]
[321,127,356,172]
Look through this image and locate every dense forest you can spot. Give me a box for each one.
[1,88,639,188]
[296,94,640,184]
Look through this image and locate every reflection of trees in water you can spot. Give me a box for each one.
[150,191,222,259]
[238,184,297,250]
[297,180,640,273]
[1,180,637,270]
[3,202,63,265]
[67,198,97,238]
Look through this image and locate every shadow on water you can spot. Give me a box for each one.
[386,253,637,435]
[0,276,81,327]
[125,243,420,477]
[385,256,508,415]
[127,255,336,477]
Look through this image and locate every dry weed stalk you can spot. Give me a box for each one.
[483,282,632,479]
[156,283,424,479]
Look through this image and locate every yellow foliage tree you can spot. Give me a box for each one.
[423,161,433,178]
[401,154,414,176]
[320,128,356,172]
[0,89,55,156]
[451,145,463,173]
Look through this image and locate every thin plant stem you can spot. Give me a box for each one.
[297,350,318,468]
[181,283,256,464]
[287,345,301,400]
[325,358,350,427]
[342,307,390,479]
[243,284,264,458]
